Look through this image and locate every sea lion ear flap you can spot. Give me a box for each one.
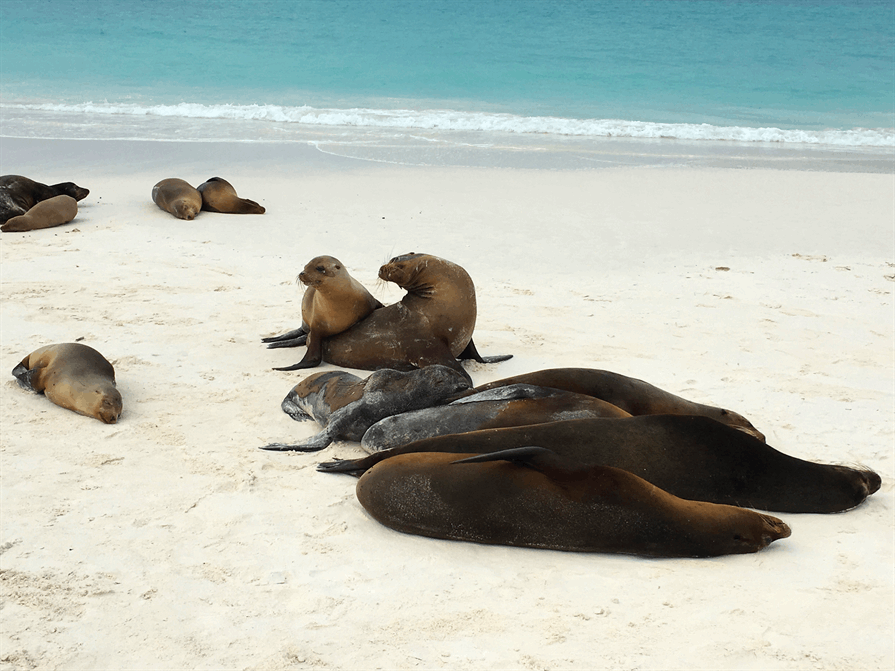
[452,446,556,469]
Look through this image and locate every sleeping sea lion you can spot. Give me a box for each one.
[1,195,78,232]
[320,416,881,514]
[12,343,122,424]
[270,256,383,370]
[273,252,509,383]
[0,175,89,225]
[197,177,265,214]
[469,367,764,440]
[355,447,791,557]
[152,178,202,220]
[360,384,630,452]
[260,365,471,451]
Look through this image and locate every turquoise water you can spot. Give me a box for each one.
[1,0,893,150]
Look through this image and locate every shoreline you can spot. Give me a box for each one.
[1,137,893,669]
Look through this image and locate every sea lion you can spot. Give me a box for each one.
[197,177,265,214]
[261,365,472,451]
[355,447,791,557]
[470,368,764,440]
[320,416,881,514]
[0,175,89,225]
[270,256,383,370]
[151,178,202,220]
[361,384,630,452]
[12,343,122,424]
[1,195,78,232]
[273,252,510,382]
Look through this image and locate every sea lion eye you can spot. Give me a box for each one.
[316,266,325,272]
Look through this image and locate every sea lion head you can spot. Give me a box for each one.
[173,201,199,220]
[298,255,344,287]
[51,182,90,202]
[92,386,123,424]
[378,252,427,287]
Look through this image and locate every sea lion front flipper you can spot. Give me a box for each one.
[457,339,513,364]
[262,326,308,346]
[11,362,41,392]
[259,429,334,452]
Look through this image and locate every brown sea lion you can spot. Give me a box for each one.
[260,365,472,451]
[270,256,383,370]
[360,384,630,452]
[470,367,764,440]
[12,343,122,424]
[0,175,89,225]
[355,447,791,557]
[151,178,202,220]
[1,195,78,232]
[320,416,881,514]
[274,252,509,382]
[197,177,265,214]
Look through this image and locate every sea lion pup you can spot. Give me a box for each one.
[275,252,510,381]
[260,365,472,451]
[0,175,89,225]
[12,343,122,424]
[361,384,631,452]
[271,256,383,370]
[1,195,78,232]
[355,446,791,557]
[196,177,265,214]
[469,367,764,441]
[320,416,881,514]
[151,178,202,220]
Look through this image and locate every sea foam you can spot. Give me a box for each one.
[5,102,893,148]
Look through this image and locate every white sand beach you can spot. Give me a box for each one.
[1,137,893,670]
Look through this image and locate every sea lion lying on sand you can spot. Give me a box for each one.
[260,366,471,451]
[197,177,265,214]
[355,446,791,557]
[1,195,78,232]
[12,343,122,424]
[152,178,202,220]
[0,175,89,226]
[469,367,764,440]
[268,256,383,370]
[321,416,881,513]
[360,384,630,452]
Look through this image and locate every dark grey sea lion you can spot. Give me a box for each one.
[260,365,472,452]
[360,384,630,452]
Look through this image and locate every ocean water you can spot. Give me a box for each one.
[1,0,893,167]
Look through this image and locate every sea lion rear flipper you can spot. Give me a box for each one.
[457,339,513,364]
[316,458,370,477]
[11,362,41,392]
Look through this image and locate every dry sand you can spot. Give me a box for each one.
[1,138,893,670]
